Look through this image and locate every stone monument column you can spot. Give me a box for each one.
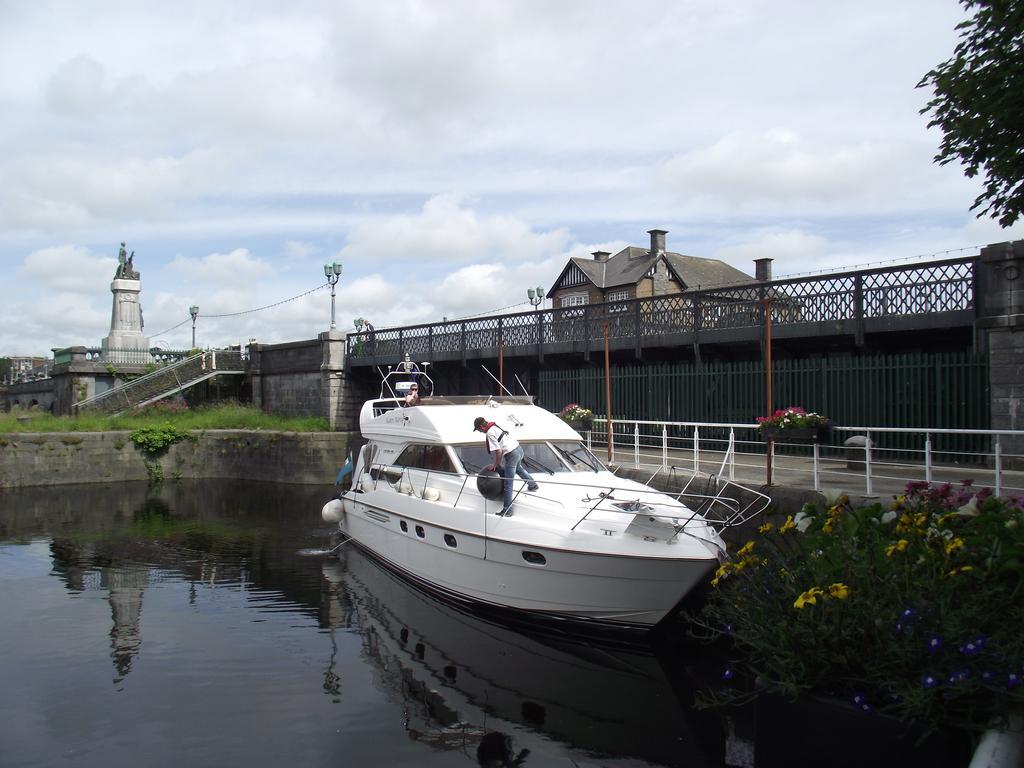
[102,242,150,363]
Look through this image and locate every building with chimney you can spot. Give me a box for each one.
[547,229,759,308]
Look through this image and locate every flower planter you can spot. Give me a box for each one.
[563,420,593,433]
[761,424,831,443]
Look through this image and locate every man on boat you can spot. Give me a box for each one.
[473,416,539,517]
[404,383,421,406]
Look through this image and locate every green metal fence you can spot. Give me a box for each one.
[539,351,990,458]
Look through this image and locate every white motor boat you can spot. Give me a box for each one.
[323,370,767,629]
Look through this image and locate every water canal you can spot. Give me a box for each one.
[0,480,969,768]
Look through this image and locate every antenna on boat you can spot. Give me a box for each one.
[480,365,516,397]
[513,373,531,397]
[377,365,399,399]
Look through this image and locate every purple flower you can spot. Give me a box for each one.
[1008,673,1021,689]
[947,669,970,684]
[922,674,939,689]
[926,635,943,653]
[850,693,874,713]
[722,666,734,682]
[959,636,987,656]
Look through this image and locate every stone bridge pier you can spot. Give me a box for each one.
[977,241,1024,467]
[248,331,372,431]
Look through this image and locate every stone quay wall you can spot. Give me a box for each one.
[0,430,356,489]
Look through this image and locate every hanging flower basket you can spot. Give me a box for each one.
[757,407,831,443]
[559,403,594,432]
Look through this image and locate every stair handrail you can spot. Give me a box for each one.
[72,349,245,413]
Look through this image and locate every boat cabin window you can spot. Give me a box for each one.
[454,442,596,475]
[394,444,455,473]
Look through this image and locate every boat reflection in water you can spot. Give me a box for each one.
[1,480,728,767]
[322,545,724,767]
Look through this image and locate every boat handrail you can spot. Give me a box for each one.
[358,461,767,535]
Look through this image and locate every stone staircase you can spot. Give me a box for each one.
[72,350,246,416]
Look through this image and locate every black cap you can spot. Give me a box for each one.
[473,416,487,431]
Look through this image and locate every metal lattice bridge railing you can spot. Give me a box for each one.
[345,256,976,363]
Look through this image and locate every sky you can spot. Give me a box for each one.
[2,0,1022,356]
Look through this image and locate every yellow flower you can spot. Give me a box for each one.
[794,587,824,609]
[827,583,851,600]
[885,539,909,557]
[778,516,796,534]
[737,541,756,557]
[946,565,974,578]
[758,522,775,534]
[889,495,906,510]
[711,562,737,587]
[945,538,965,555]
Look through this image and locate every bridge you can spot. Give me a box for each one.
[7,238,1020,468]
[344,256,978,368]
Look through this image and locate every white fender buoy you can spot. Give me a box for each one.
[423,487,440,502]
[321,498,344,523]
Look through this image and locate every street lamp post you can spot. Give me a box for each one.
[189,305,199,349]
[527,286,544,310]
[324,262,343,330]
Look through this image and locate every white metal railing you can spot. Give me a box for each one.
[582,418,1024,500]
[357,462,769,537]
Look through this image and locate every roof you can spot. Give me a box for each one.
[551,246,752,295]
[360,399,582,444]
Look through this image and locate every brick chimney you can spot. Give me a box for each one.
[648,229,668,257]
[592,251,611,262]
[754,257,773,281]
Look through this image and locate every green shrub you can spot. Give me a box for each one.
[129,423,192,455]
[693,482,1024,735]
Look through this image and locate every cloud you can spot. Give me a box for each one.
[167,248,275,284]
[0,145,233,230]
[338,194,571,264]
[659,130,937,211]
[46,54,111,116]
[714,230,827,274]
[284,240,320,260]
[19,244,117,294]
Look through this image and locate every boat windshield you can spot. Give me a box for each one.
[550,441,604,472]
[453,441,601,475]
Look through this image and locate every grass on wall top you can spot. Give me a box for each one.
[0,403,330,433]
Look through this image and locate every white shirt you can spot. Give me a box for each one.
[484,423,519,454]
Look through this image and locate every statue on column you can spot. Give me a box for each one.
[114,242,140,280]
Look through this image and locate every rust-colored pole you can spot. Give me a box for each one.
[498,337,504,393]
[763,298,774,485]
[604,324,613,463]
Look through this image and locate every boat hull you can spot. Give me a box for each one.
[340,498,717,627]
